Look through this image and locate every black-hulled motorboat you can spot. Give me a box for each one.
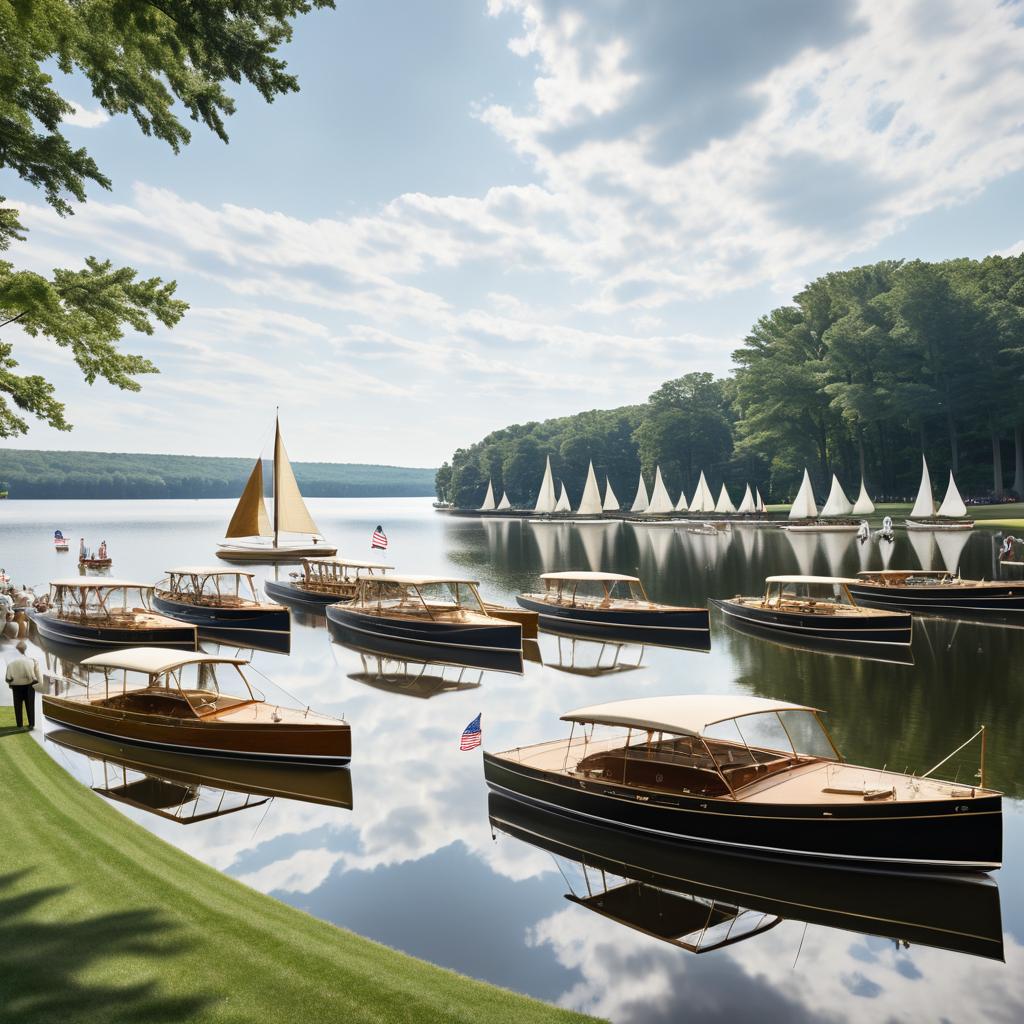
[516,571,709,646]
[489,793,1004,960]
[848,570,1024,618]
[714,575,912,647]
[483,694,1001,870]
[153,568,290,646]
[263,556,394,608]
[29,580,197,649]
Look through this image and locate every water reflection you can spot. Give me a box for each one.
[490,794,1004,961]
[539,635,648,677]
[347,651,484,699]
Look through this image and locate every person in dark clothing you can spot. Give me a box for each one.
[5,640,42,729]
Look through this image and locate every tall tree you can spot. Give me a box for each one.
[0,0,333,436]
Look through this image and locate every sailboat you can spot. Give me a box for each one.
[642,467,676,516]
[714,484,736,515]
[576,462,604,518]
[852,478,875,515]
[737,484,756,515]
[630,473,650,513]
[784,472,860,532]
[689,471,716,515]
[906,458,974,531]
[478,480,496,512]
[496,491,512,511]
[216,416,336,562]
[755,488,766,513]
[534,457,557,516]
[675,489,689,512]
[555,483,572,513]
[603,477,620,513]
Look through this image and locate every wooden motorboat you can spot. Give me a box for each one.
[714,576,912,647]
[43,648,351,764]
[29,580,197,649]
[489,793,1004,960]
[216,415,337,562]
[263,556,393,608]
[848,570,1024,617]
[483,694,1001,870]
[153,567,290,643]
[46,727,353,818]
[326,574,524,668]
[516,571,709,645]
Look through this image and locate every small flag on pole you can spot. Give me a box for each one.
[460,713,482,751]
[371,524,388,551]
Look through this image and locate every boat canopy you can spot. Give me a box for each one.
[765,575,860,585]
[561,695,820,737]
[541,571,641,583]
[50,579,153,592]
[81,648,250,674]
[366,573,480,586]
[166,567,255,578]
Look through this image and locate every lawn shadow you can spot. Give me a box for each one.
[0,725,27,739]
[0,869,219,1023]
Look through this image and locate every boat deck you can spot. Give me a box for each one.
[356,602,507,626]
[48,610,186,629]
[520,594,691,613]
[727,597,894,618]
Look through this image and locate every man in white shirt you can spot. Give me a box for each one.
[5,640,42,729]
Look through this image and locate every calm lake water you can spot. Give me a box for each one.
[3,497,1023,1022]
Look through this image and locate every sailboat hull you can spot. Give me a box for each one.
[216,544,337,563]
[905,520,974,531]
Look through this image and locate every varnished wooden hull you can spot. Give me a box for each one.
[483,754,1001,870]
[43,696,351,765]
[488,794,1004,960]
[28,610,197,650]
[713,598,912,646]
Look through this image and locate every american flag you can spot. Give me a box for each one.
[371,525,388,550]
[460,713,482,751]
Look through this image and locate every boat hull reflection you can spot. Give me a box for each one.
[347,651,485,699]
[489,794,1003,961]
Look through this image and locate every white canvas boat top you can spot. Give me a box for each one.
[690,471,716,513]
[852,478,875,515]
[82,648,250,673]
[937,471,967,518]
[631,473,650,512]
[535,456,557,514]
[910,455,935,518]
[50,579,153,590]
[577,462,604,515]
[603,478,620,512]
[765,575,860,585]
[737,484,755,514]
[479,480,496,512]
[561,695,819,737]
[821,475,853,517]
[541,571,641,583]
[645,466,675,514]
[364,574,479,587]
[715,483,736,514]
[788,469,818,519]
[166,567,256,578]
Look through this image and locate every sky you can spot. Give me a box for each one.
[7,0,1024,467]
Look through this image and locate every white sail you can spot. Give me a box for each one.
[675,490,689,512]
[691,471,716,513]
[715,484,736,514]
[577,462,604,515]
[821,474,853,517]
[274,426,321,538]
[225,459,272,539]
[555,482,572,513]
[478,480,496,511]
[496,491,511,510]
[910,456,935,519]
[534,457,557,514]
[603,477,620,512]
[852,478,875,515]
[737,484,755,514]
[937,471,967,518]
[645,466,675,514]
[631,473,650,512]
[755,488,766,512]
[788,469,818,519]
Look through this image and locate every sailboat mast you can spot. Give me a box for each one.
[273,412,280,548]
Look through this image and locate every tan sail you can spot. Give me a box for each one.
[274,424,321,539]
[225,460,272,539]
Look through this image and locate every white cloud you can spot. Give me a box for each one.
[63,100,110,129]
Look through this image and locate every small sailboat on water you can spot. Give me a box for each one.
[217,416,336,561]
[784,472,860,532]
[906,457,974,531]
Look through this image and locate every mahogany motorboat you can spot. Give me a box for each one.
[714,576,912,647]
[29,580,197,649]
[489,793,1004,960]
[326,574,526,670]
[263,557,394,608]
[153,567,290,645]
[516,571,709,646]
[483,694,1001,870]
[47,727,353,820]
[43,648,351,764]
[847,570,1024,618]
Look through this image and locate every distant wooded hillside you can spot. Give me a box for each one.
[0,450,436,499]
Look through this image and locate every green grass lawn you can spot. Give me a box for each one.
[0,709,599,1024]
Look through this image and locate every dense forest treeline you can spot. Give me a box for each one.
[437,255,1024,509]
[0,450,436,499]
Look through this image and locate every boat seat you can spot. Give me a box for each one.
[577,750,729,797]
[97,691,196,717]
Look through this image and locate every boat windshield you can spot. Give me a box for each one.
[164,572,256,604]
[303,560,391,588]
[361,580,485,615]
[50,584,152,619]
[544,578,647,605]
[764,581,854,606]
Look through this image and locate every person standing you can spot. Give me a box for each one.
[5,640,42,729]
